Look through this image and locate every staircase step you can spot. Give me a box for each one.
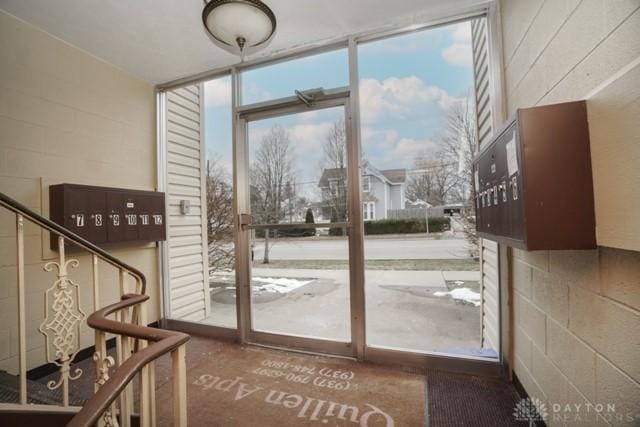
[0,371,75,406]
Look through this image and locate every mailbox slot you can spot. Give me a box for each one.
[50,184,166,249]
[472,101,595,250]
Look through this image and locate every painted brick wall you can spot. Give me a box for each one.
[0,10,159,373]
[499,0,640,425]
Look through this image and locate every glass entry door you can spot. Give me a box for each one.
[235,89,361,356]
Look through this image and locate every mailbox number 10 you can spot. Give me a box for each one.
[125,214,137,226]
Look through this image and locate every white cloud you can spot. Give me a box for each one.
[204,78,232,107]
[361,126,437,169]
[288,122,333,148]
[442,42,473,67]
[441,22,473,68]
[393,137,437,160]
[359,76,456,124]
[451,22,472,43]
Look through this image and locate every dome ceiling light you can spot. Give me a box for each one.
[202,0,277,58]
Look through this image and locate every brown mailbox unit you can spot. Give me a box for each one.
[472,101,596,250]
[49,184,166,249]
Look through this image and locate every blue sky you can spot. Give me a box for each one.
[204,20,473,199]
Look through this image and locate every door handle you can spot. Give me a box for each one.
[238,213,251,229]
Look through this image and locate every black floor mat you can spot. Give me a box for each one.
[426,370,526,426]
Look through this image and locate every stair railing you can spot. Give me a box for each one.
[0,191,189,427]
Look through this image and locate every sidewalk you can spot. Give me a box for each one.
[219,268,481,290]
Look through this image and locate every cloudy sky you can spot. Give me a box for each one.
[204,20,473,199]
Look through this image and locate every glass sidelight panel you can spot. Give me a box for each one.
[202,75,237,328]
[358,21,496,358]
[246,107,351,342]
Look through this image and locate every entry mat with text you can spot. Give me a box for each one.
[153,338,426,426]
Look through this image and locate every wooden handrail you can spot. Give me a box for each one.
[0,191,190,425]
[0,191,147,292]
[0,190,189,425]
[68,294,190,427]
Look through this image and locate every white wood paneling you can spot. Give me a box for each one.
[481,239,500,352]
[165,84,209,321]
[471,16,500,353]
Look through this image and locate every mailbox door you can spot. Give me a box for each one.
[492,123,514,238]
[137,194,151,241]
[508,124,525,242]
[121,193,139,241]
[86,189,107,243]
[151,194,166,241]
[66,187,90,240]
[106,191,126,242]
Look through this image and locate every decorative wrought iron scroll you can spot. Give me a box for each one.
[38,238,87,398]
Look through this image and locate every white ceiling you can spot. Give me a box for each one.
[0,0,485,85]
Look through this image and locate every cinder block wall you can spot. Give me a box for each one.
[499,1,640,425]
[0,10,159,372]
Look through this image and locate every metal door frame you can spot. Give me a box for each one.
[159,7,509,377]
[233,87,365,358]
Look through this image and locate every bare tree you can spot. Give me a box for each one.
[250,125,295,263]
[206,155,234,272]
[320,119,348,234]
[439,95,479,257]
[440,95,478,204]
[407,154,460,206]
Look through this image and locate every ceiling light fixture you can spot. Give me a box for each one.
[202,0,277,58]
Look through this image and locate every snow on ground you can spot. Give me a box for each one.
[434,288,481,306]
[252,277,313,294]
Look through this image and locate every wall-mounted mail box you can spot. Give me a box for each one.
[472,101,596,250]
[49,183,166,249]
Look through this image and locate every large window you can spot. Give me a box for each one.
[363,202,375,220]
[162,14,499,364]
[359,21,494,357]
